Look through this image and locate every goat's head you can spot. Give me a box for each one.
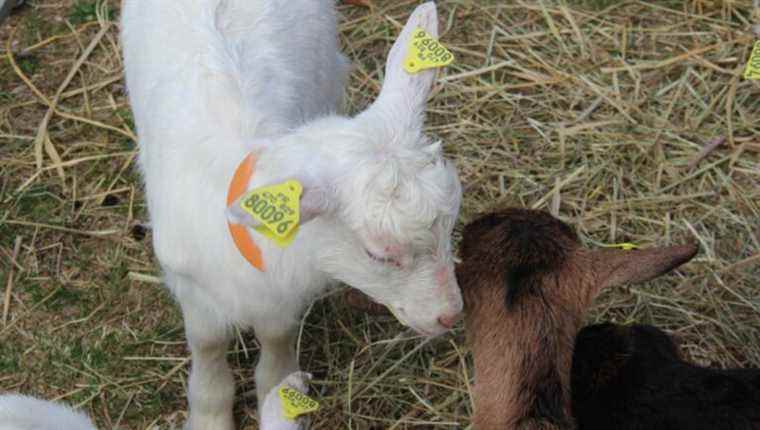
[571,323,682,411]
[573,323,682,381]
[322,2,461,336]
[458,208,699,321]
[320,142,462,337]
[260,3,462,336]
[456,208,698,428]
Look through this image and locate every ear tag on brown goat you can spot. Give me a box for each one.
[599,242,639,251]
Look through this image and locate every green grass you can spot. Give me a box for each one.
[69,1,114,24]
[17,55,38,75]
[0,343,21,373]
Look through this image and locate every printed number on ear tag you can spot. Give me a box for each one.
[743,41,760,80]
[278,386,320,421]
[403,28,454,74]
[600,243,640,251]
[240,180,301,247]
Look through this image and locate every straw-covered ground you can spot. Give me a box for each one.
[1,0,758,428]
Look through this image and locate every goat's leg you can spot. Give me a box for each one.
[180,294,235,430]
[254,320,300,411]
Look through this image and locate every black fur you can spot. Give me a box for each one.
[572,323,760,430]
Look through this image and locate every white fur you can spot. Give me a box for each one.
[0,395,96,430]
[121,1,462,428]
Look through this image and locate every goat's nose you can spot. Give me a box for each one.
[437,313,461,329]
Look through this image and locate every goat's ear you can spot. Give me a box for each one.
[225,177,331,228]
[298,181,330,224]
[590,243,699,290]
[372,2,438,116]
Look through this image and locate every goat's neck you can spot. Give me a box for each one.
[465,285,578,430]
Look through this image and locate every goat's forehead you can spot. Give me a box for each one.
[361,214,453,251]
[362,218,443,245]
[343,149,459,252]
[462,210,577,252]
[358,180,456,226]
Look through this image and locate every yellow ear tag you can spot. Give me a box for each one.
[600,242,640,251]
[743,41,760,80]
[239,180,301,248]
[278,386,320,421]
[403,28,454,74]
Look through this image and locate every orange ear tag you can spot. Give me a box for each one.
[227,153,265,271]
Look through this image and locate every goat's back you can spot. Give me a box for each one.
[572,323,760,430]
[122,0,344,139]
[120,0,347,287]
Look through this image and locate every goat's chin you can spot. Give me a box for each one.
[405,318,447,337]
[415,324,448,337]
[387,305,450,337]
[346,290,450,337]
[321,257,459,337]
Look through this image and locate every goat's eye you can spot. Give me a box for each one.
[365,250,386,263]
[365,249,401,268]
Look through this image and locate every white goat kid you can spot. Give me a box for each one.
[0,379,309,430]
[0,395,96,430]
[121,1,463,428]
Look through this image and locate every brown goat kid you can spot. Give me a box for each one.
[457,208,697,429]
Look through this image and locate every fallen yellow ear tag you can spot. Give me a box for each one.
[239,180,301,247]
[743,41,760,80]
[387,304,405,326]
[403,28,454,74]
[600,243,640,251]
[278,386,319,421]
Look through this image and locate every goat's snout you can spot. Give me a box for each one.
[437,312,461,329]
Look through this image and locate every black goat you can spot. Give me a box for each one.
[572,322,760,430]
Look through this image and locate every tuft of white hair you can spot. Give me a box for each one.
[0,394,96,430]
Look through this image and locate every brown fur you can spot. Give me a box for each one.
[458,208,698,429]
[459,209,586,429]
